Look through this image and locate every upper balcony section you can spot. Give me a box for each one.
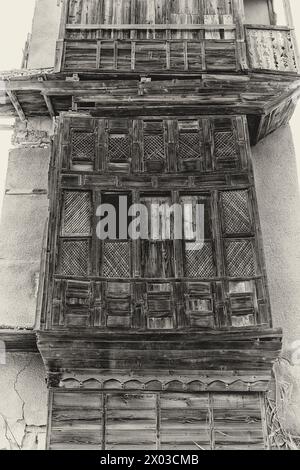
[55,0,299,75]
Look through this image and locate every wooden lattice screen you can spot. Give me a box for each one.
[44,114,270,330]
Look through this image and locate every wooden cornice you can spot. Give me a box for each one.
[37,328,282,379]
[0,329,38,353]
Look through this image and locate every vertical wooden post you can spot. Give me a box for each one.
[283,0,300,72]
[232,0,248,70]
[55,0,69,72]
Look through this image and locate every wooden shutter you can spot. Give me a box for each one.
[144,282,175,329]
[177,119,204,172]
[104,281,132,329]
[181,195,216,279]
[143,121,167,173]
[184,281,215,328]
[140,196,175,278]
[106,118,132,173]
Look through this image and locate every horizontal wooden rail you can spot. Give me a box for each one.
[66,23,236,31]
[244,24,293,31]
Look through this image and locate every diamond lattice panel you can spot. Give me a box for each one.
[179,133,201,160]
[144,135,165,161]
[214,131,237,160]
[102,242,131,278]
[225,240,256,278]
[63,191,91,235]
[221,191,251,235]
[71,131,96,161]
[185,242,216,278]
[108,134,130,161]
[59,240,89,276]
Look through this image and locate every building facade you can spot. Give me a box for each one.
[0,0,300,450]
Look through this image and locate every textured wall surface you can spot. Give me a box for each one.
[252,125,300,434]
[0,353,47,450]
[0,131,50,328]
[27,0,61,69]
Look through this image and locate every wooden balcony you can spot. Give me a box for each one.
[55,24,299,74]
[56,24,240,73]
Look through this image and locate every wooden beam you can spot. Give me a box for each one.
[6,91,26,121]
[59,0,69,40]
[42,93,55,118]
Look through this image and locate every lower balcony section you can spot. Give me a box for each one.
[41,328,282,450]
[47,388,271,450]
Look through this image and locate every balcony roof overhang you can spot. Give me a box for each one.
[1,68,300,144]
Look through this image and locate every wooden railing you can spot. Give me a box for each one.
[245,25,299,73]
[55,24,299,74]
[56,23,239,73]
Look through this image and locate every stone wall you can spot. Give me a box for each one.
[0,119,51,329]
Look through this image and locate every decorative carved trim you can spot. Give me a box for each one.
[55,372,272,392]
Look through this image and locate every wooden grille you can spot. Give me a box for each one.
[179,132,201,160]
[108,134,130,162]
[102,241,131,278]
[221,190,251,234]
[144,134,165,161]
[185,242,216,278]
[214,131,237,160]
[71,131,96,162]
[59,240,89,276]
[62,191,91,235]
[225,240,256,277]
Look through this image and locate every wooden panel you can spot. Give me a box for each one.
[105,393,157,450]
[160,393,211,450]
[49,391,103,450]
[246,27,298,72]
[211,393,265,450]
[48,390,266,450]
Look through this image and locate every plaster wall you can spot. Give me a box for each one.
[27,0,61,69]
[0,354,47,450]
[243,0,271,24]
[252,125,300,434]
